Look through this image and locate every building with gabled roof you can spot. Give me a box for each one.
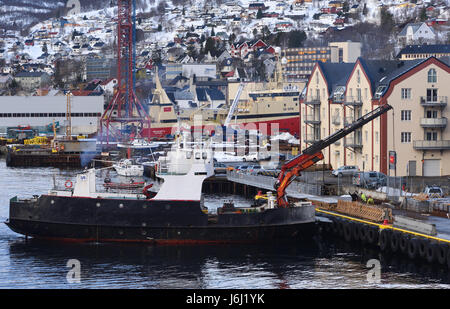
[301,56,450,176]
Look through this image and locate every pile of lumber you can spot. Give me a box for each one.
[314,200,393,223]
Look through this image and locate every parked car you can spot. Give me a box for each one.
[242,152,270,162]
[214,162,227,175]
[332,165,359,177]
[424,186,444,198]
[247,164,264,175]
[353,171,387,189]
[235,165,249,173]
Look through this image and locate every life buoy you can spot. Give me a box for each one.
[142,183,154,199]
[65,180,73,189]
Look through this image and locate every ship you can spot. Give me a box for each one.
[5,134,316,244]
[142,63,302,140]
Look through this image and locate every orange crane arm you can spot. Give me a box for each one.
[274,104,393,208]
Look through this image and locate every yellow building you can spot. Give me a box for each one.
[301,56,450,176]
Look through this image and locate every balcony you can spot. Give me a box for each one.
[343,96,363,107]
[420,117,447,128]
[303,96,321,105]
[344,116,355,126]
[304,134,320,144]
[420,96,447,108]
[304,114,321,124]
[344,136,363,149]
[413,140,450,150]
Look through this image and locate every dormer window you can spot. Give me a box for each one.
[374,85,387,99]
[427,69,437,83]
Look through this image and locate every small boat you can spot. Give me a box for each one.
[103,178,146,190]
[117,138,162,150]
[113,159,144,177]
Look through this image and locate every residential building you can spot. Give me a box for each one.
[85,54,114,81]
[396,44,450,61]
[14,71,50,90]
[300,56,450,176]
[397,23,436,46]
[282,41,361,81]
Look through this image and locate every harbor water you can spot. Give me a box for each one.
[0,158,449,289]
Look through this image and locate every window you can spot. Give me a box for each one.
[356,70,361,84]
[426,110,437,118]
[401,110,411,121]
[427,69,437,83]
[426,131,437,141]
[374,85,387,99]
[427,89,437,102]
[401,88,411,99]
[401,132,411,143]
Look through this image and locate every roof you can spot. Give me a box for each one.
[396,44,450,58]
[357,58,407,95]
[15,71,48,78]
[398,22,435,36]
[315,62,354,97]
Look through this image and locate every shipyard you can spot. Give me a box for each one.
[0,0,450,294]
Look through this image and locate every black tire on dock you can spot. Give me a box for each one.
[436,243,448,266]
[359,224,367,243]
[352,223,360,242]
[365,225,378,245]
[390,231,401,253]
[418,238,428,259]
[343,221,353,242]
[426,242,438,264]
[379,229,391,251]
[447,246,450,270]
[336,219,344,237]
[407,238,420,260]
[399,233,410,254]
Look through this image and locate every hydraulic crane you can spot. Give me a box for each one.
[275,104,393,208]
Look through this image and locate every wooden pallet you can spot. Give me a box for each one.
[313,200,393,223]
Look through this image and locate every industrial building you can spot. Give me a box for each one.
[0,96,104,135]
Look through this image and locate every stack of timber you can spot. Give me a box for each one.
[312,199,393,223]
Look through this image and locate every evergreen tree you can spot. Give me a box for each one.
[419,7,427,21]
[256,8,263,19]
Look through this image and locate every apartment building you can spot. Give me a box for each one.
[396,44,450,61]
[282,41,361,81]
[300,56,450,176]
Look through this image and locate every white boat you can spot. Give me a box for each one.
[113,159,144,177]
[117,138,163,149]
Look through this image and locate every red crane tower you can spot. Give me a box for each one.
[100,0,151,145]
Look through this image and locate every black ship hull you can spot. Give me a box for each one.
[6,195,316,244]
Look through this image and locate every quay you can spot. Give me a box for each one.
[201,169,450,269]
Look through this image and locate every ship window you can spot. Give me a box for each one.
[195,152,201,160]
[186,151,192,159]
[202,152,207,159]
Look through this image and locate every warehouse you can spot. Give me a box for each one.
[0,96,104,135]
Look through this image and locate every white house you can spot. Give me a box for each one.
[398,22,436,45]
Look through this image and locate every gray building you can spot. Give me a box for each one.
[85,54,115,81]
[14,72,50,90]
[0,96,104,135]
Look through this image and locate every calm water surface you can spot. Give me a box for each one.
[0,158,449,289]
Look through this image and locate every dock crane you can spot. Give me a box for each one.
[275,104,393,208]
